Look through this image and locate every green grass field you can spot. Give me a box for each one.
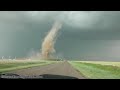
[69,61,120,79]
[75,61,120,67]
[0,60,56,74]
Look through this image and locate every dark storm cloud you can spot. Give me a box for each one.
[1,11,120,32]
[0,11,120,60]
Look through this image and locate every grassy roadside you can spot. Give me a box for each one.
[0,60,57,74]
[69,61,120,79]
[75,61,120,67]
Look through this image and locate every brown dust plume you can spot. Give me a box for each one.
[41,21,62,59]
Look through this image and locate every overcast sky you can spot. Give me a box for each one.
[0,11,120,61]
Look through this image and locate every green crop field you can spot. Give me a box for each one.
[69,61,120,79]
[0,60,56,74]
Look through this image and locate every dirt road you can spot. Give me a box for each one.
[5,61,86,79]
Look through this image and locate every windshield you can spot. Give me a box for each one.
[0,11,120,79]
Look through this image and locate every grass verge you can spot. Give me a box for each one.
[69,61,120,79]
[0,60,56,74]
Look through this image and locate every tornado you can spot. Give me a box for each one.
[41,21,62,59]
